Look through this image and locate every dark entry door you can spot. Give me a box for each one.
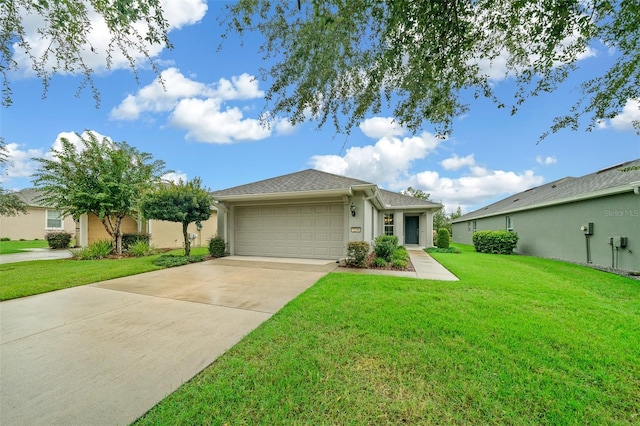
[405,216,419,245]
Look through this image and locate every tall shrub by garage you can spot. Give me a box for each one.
[373,235,398,262]
[436,228,450,249]
[472,230,519,254]
[44,231,72,249]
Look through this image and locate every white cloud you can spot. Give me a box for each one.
[212,73,264,100]
[311,131,443,184]
[0,143,44,184]
[441,154,476,171]
[49,130,112,157]
[610,99,640,131]
[168,98,270,143]
[162,171,188,183]
[536,155,557,166]
[110,68,212,120]
[12,0,207,77]
[358,117,406,139]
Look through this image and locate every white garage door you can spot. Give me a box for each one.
[235,203,345,259]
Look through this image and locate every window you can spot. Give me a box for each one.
[383,213,394,236]
[506,216,513,231]
[473,221,477,232]
[467,222,471,232]
[46,209,63,229]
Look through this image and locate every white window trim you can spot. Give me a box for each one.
[506,216,513,231]
[45,209,64,230]
[383,213,394,236]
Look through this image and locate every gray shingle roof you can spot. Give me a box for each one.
[11,188,49,207]
[379,189,441,208]
[212,169,442,209]
[454,158,640,222]
[211,169,373,196]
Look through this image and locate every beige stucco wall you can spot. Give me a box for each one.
[0,207,76,240]
[148,213,217,249]
[86,213,139,245]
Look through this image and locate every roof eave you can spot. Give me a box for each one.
[452,184,636,223]
[212,188,353,202]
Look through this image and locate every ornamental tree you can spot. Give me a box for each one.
[223,1,639,137]
[32,132,166,254]
[0,138,27,216]
[140,177,212,256]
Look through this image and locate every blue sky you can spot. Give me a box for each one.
[2,1,639,214]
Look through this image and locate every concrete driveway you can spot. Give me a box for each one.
[0,257,337,426]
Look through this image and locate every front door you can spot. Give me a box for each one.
[405,216,419,245]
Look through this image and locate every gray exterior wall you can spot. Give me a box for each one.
[452,191,639,272]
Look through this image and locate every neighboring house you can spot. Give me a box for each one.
[212,169,441,260]
[0,188,76,240]
[1,188,217,248]
[452,159,640,272]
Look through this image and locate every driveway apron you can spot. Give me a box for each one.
[0,258,337,426]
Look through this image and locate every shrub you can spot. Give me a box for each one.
[473,230,519,255]
[45,231,73,249]
[73,239,113,260]
[122,233,150,251]
[127,240,152,257]
[346,241,370,267]
[0,237,10,241]
[436,228,450,249]
[391,258,409,269]
[373,235,398,262]
[208,236,227,258]
[371,257,388,268]
[391,246,409,262]
[152,254,206,268]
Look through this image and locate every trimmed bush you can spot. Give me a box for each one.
[391,246,409,262]
[122,233,150,251]
[436,228,450,249]
[0,237,10,241]
[473,230,519,255]
[373,235,398,262]
[208,236,227,258]
[346,241,370,267]
[371,257,388,268]
[44,231,72,249]
[391,258,409,269]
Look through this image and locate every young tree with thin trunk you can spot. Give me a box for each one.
[32,132,166,254]
[140,177,212,256]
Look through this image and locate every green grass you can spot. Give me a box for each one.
[136,244,640,425]
[0,239,49,254]
[0,247,208,301]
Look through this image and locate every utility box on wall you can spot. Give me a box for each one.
[581,222,594,235]
[610,236,628,248]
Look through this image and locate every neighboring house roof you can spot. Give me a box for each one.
[453,158,640,222]
[212,169,441,210]
[12,188,49,207]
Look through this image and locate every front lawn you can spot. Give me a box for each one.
[136,244,639,424]
[0,239,49,254]
[0,247,209,301]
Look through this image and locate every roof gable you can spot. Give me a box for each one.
[454,158,640,222]
[211,169,373,197]
[379,189,441,208]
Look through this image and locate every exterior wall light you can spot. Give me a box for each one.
[350,202,356,217]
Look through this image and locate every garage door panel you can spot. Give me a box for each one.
[234,203,344,259]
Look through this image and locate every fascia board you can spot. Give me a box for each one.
[212,188,353,202]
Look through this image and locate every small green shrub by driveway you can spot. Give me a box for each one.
[346,241,370,267]
[44,231,72,249]
[208,236,227,258]
[373,235,398,261]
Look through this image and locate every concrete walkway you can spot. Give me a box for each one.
[0,258,337,426]
[0,248,73,264]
